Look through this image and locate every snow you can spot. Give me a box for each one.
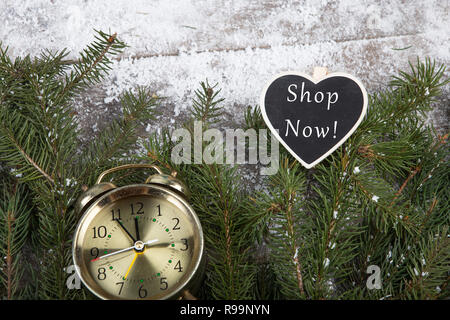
[103,42,341,117]
[1,1,447,114]
[323,257,330,268]
[0,1,448,185]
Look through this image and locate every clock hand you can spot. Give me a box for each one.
[134,216,140,241]
[91,245,134,262]
[114,219,137,243]
[144,239,159,246]
[97,253,134,267]
[90,239,159,262]
[123,252,141,280]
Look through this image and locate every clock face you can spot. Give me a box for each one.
[73,185,203,300]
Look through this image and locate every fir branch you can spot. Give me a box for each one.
[399,228,449,299]
[142,127,180,174]
[191,80,224,125]
[142,81,256,299]
[76,86,159,184]
[0,30,129,300]
[6,132,55,185]
[191,163,256,299]
[390,165,421,206]
[308,155,363,298]
[57,31,126,101]
[0,182,31,299]
[419,197,438,232]
[1,30,448,303]
[286,195,305,296]
[244,106,266,131]
[0,113,55,185]
[251,156,307,299]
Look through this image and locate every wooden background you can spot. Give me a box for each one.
[1,1,448,172]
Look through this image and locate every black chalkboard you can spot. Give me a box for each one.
[260,72,367,168]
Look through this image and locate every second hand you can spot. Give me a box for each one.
[91,239,159,262]
[123,251,143,280]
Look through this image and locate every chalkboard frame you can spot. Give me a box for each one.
[260,71,368,169]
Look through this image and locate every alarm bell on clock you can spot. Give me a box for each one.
[74,164,190,216]
[72,164,204,300]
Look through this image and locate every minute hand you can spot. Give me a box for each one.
[91,246,134,262]
[144,239,159,246]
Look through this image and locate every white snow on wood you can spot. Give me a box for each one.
[0,0,448,131]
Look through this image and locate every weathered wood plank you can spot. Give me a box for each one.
[68,32,447,145]
[0,0,446,59]
[0,0,447,137]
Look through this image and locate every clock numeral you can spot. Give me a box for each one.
[138,285,148,298]
[111,208,121,221]
[90,247,99,258]
[180,238,188,251]
[97,267,106,280]
[116,282,124,295]
[172,218,181,230]
[174,260,183,273]
[160,277,168,290]
[130,202,144,215]
[157,204,162,216]
[92,226,107,239]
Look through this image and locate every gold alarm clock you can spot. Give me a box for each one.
[72,164,204,300]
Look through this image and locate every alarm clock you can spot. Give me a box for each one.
[72,164,204,300]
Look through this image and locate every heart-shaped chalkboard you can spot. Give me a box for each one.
[260,72,367,169]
